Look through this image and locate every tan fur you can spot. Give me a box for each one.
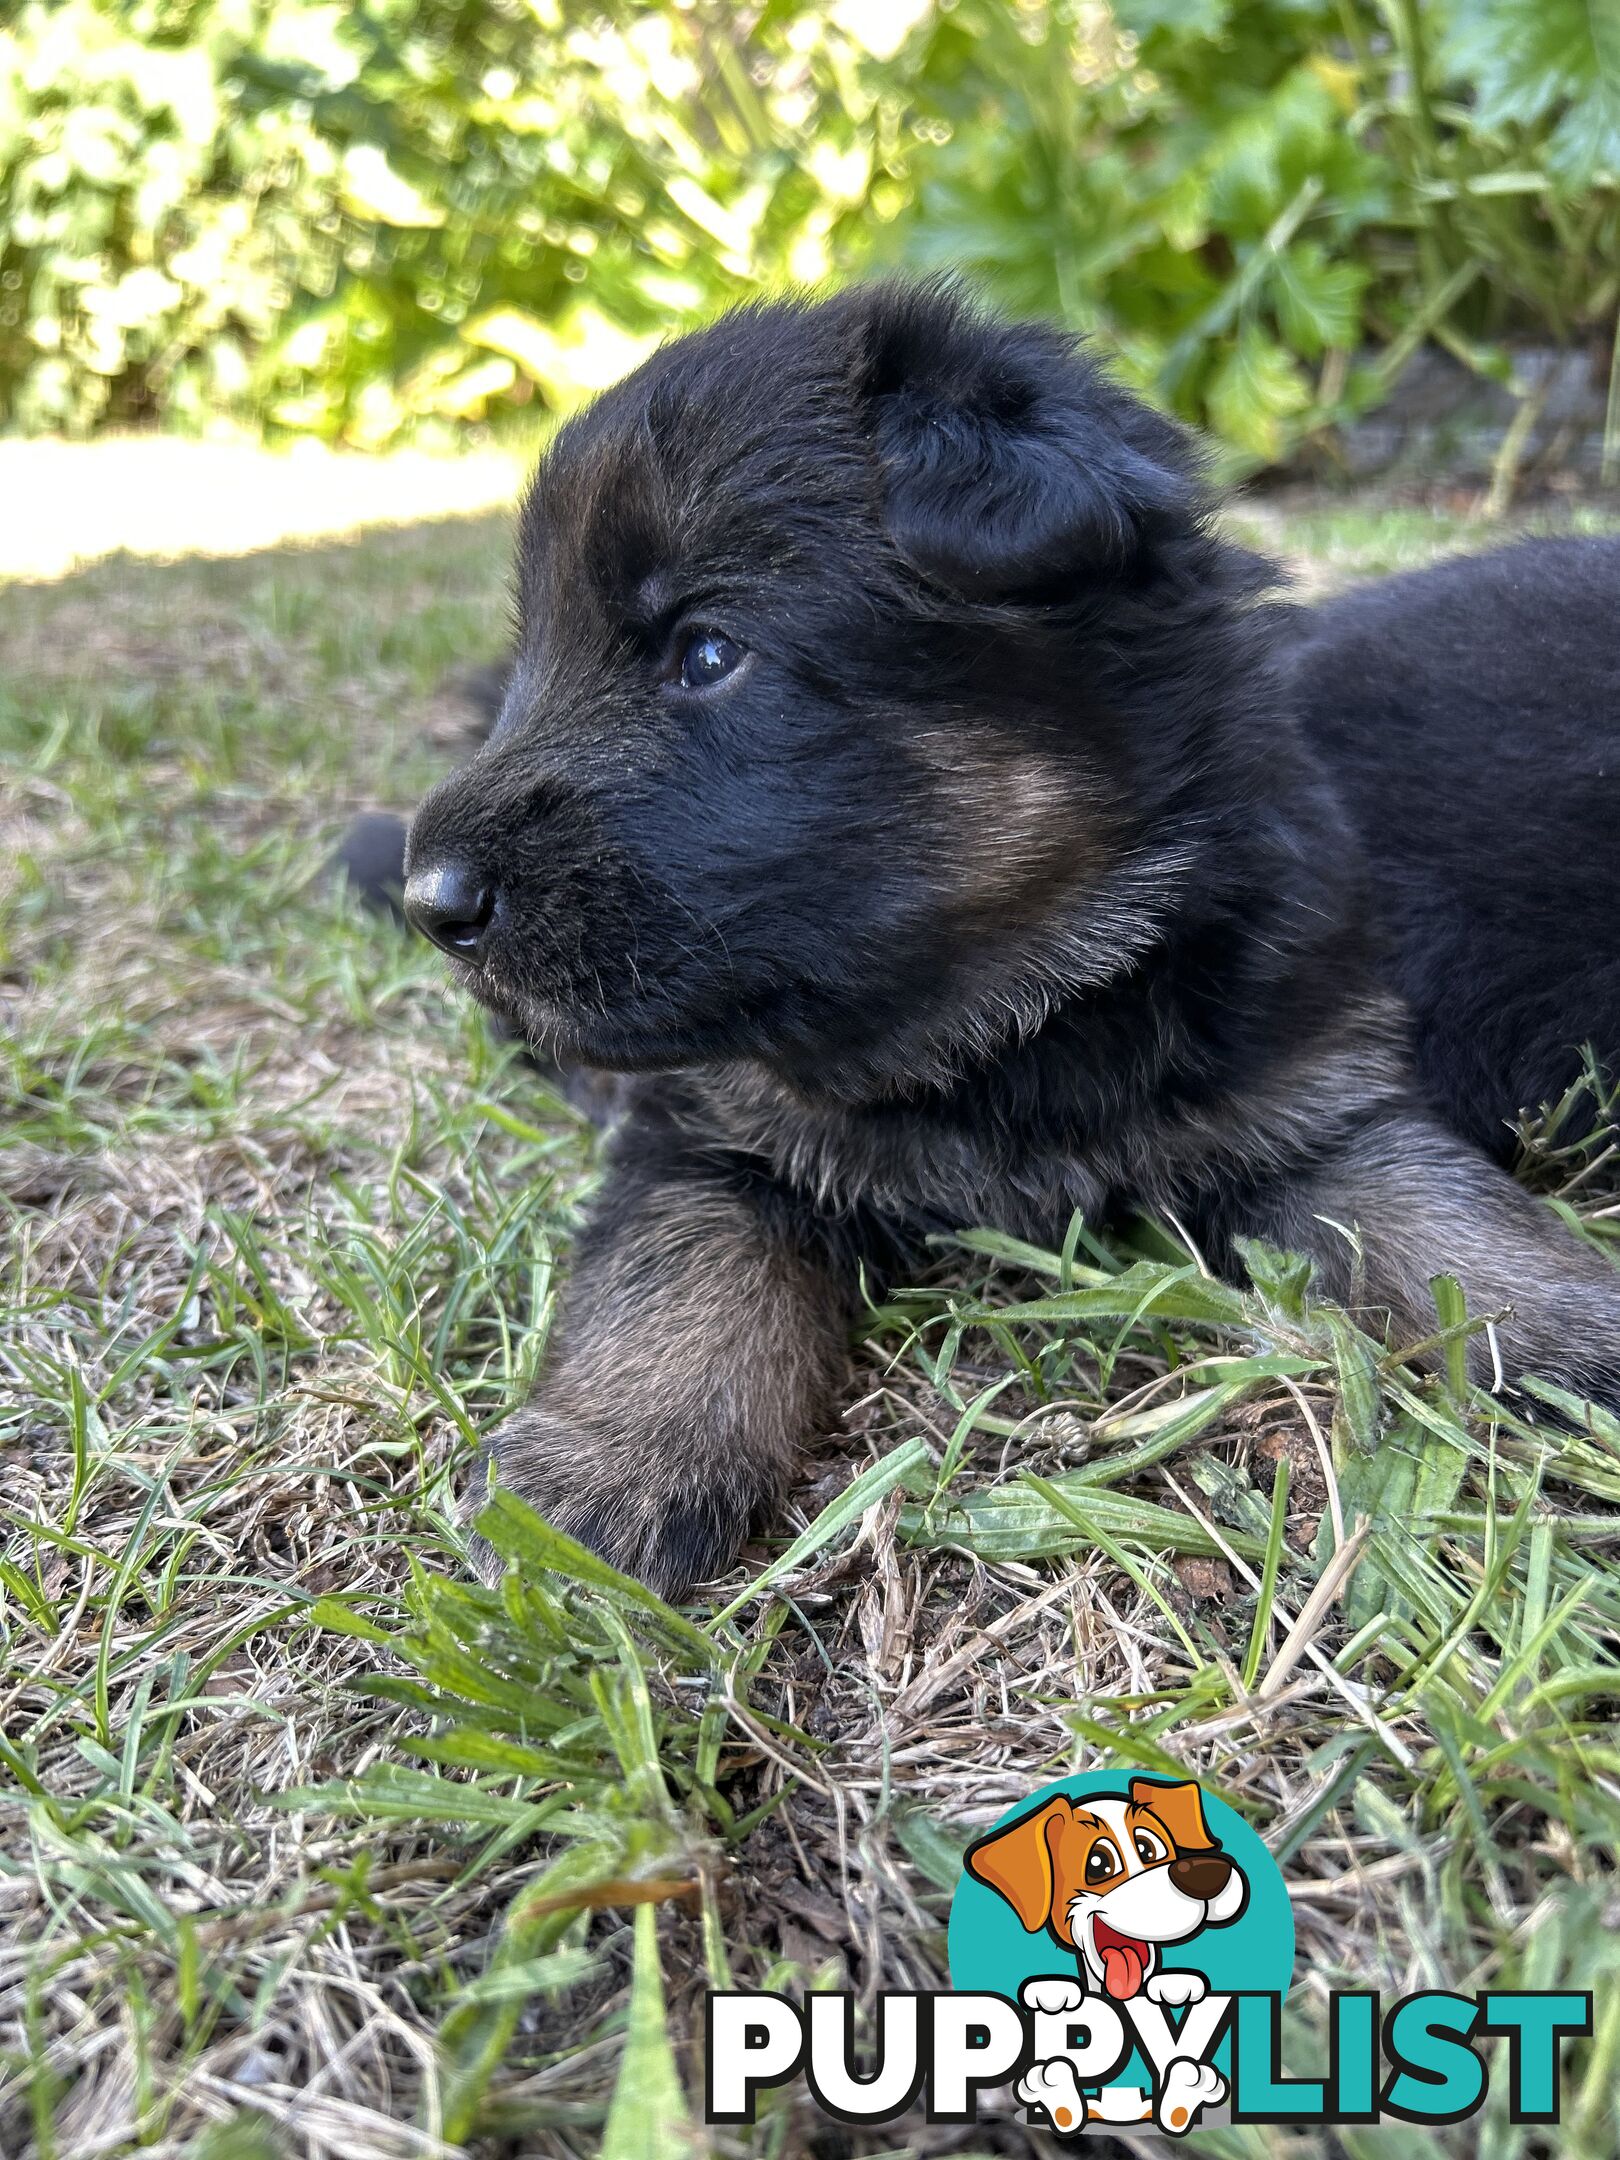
[1146,999,1412,1197]
[469,1167,849,1593]
[910,730,1087,895]
[696,993,1406,1233]
[1264,1108,1620,1399]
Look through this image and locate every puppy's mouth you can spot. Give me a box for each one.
[452,967,609,1057]
[1089,1916,1152,2002]
[458,963,744,1075]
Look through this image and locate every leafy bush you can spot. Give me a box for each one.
[883,0,1620,461]
[0,0,881,442]
[1,0,1617,460]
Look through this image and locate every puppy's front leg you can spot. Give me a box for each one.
[471,1106,853,1596]
[1245,1109,1620,1408]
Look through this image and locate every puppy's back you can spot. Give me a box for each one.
[1288,535,1620,1154]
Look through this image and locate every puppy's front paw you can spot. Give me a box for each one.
[1145,1970,1207,2007]
[1157,2058,1225,2135]
[463,1399,759,1599]
[1020,1976,1088,2016]
[1016,2059,1091,2135]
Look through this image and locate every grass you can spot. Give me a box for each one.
[3,476,1620,2160]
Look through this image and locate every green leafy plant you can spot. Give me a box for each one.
[878,0,1620,463]
[3,0,1617,459]
[0,0,882,442]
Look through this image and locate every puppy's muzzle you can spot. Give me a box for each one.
[404,857,496,959]
[1168,1851,1234,1901]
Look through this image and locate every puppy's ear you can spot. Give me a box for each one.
[1131,1777,1217,1853]
[965,1797,1070,1930]
[849,281,1197,599]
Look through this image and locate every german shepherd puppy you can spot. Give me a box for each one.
[400,281,1620,1594]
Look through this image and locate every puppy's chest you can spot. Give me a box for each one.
[697,1067,1114,1234]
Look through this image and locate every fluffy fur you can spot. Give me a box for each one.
[1282,537,1620,1158]
[398,281,1620,1594]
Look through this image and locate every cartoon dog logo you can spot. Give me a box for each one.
[965,1776,1248,2134]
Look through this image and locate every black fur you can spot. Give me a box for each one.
[1284,537,1620,1157]
[397,281,1620,1593]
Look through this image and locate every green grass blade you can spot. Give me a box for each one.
[601,1903,699,2160]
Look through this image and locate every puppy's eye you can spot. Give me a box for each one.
[678,627,744,690]
[1084,1843,1120,1885]
[1134,1829,1168,1865]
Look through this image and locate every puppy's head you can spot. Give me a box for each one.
[966,1779,1247,2000]
[405,280,1227,1093]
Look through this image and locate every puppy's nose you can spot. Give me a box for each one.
[403,859,495,958]
[1169,1852,1232,1901]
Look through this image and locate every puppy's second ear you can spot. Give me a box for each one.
[965,1797,1070,1931]
[853,282,1197,599]
[1131,1777,1217,1853]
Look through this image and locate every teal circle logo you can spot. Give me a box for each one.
[948,1773,1292,2129]
[949,1772,1292,1998]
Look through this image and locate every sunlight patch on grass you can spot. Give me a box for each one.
[0,437,528,583]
